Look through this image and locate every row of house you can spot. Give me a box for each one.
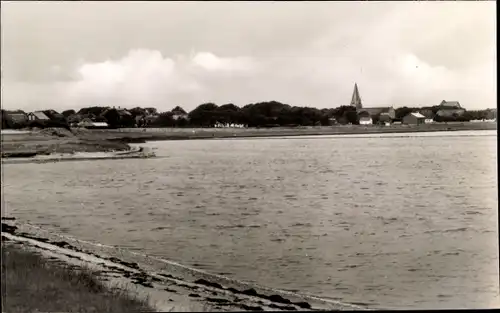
[214,122,247,128]
[2,106,184,129]
[2,110,52,125]
[356,101,464,126]
[350,83,469,125]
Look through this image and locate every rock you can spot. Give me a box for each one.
[239,304,264,311]
[1,223,17,233]
[294,301,312,309]
[205,297,230,304]
[265,294,292,304]
[241,288,258,296]
[194,279,223,289]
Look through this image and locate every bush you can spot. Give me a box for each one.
[27,119,70,130]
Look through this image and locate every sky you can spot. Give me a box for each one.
[1,1,496,112]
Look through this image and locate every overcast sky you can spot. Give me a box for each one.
[1,1,496,112]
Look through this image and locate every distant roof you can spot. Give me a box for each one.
[78,119,108,127]
[419,110,435,118]
[117,109,132,116]
[92,122,108,127]
[358,107,393,116]
[436,109,465,117]
[410,112,426,118]
[439,100,461,109]
[30,111,50,120]
[6,112,28,123]
[100,108,132,117]
[171,106,187,114]
[172,114,188,120]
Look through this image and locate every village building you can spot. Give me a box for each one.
[349,83,395,124]
[4,111,29,124]
[77,118,109,129]
[350,83,363,110]
[171,106,189,121]
[27,111,50,121]
[214,121,246,128]
[172,113,188,121]
[358,107,396,124]
[67,114,84,126]
[357,111,372,125]
[403,112,426,125]
[328,117,337,125]
[359,116,373,125]
[136,114,159,127]
[435,100,466,118]
[42,109,65,121]
[419,109,435,123]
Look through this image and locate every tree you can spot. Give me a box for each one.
[215,103,241,124]
[344,110,359,125]
[144,107,158,115]
[62,109,76,117]
[395,107,414,120]
[1,110,11,129]
[103,108,121,128]
[188,103,219,127]
[129,107,146,118]
[151,112,175,127]
[171,106,187,115]
[78,106,109,117]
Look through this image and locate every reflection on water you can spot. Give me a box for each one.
[2,130,498,309]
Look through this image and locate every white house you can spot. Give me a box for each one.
[214,122,246,128]
[27,111,50,121]
[359,116,373,125]
[403,112,426,125]
[78,118,108,129]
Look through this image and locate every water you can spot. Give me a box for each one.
[2,130,498,309]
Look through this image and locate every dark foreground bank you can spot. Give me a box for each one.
[1,244,154,313]
[2,219,367,311]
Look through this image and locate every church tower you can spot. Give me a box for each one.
[350,83,363,110]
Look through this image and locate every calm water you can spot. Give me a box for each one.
[2,130,499,309]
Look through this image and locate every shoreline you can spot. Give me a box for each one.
[1,218,368,311]
[82,122,498,144]
[1,122,496,159]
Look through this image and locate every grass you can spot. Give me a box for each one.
[1,244,155,312]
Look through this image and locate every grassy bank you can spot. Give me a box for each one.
[1,122,496,158]
[86,121,497,143]
[1,245,154,312]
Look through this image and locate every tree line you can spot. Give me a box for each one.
[1,101,497,130]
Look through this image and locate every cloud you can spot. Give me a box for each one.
[1,1,495,112]
[41,50,256,109]
[191,52,255,72]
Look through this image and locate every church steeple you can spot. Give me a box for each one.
[350,83,362,110]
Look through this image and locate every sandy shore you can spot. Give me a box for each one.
[1,218,367,311]
[1,128,131,158]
